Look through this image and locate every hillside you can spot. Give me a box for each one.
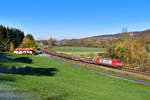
[85,29,150,40]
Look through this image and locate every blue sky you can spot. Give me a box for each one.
[0,0,150,40]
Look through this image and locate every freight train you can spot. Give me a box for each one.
[95,57,122,68]
[42,48,123,69]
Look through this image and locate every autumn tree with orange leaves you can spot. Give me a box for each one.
[104,33,148,70]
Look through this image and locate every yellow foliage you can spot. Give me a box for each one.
[9,42,14,53]
[114,41,126,59]
[124,40,147,69]
[106,39,147,69]
[20,37,37,49]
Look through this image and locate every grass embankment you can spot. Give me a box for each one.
[55,55,150,81]
[0,53,150,100]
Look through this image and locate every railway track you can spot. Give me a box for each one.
[46,54,150,86]
[123,68,150,76]
[44,49,150,77]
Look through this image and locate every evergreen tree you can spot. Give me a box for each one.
[26,34,34,40]
[0,25,25,51]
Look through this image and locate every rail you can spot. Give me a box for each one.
[43,49,150,77]
[123,68,150,76]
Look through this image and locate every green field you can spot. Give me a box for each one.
[56,51,100,57]
[37,43,48,48]
[0,53,150,100]
[54,46,105,50]
[54,46,104,57]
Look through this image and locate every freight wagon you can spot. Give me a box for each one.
[43,48,123,69]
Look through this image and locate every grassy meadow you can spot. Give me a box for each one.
[37,43,48,48]
[53,46,105,57]
[54,46,105,51]
[0,53,150,100]
[55,51,100,57]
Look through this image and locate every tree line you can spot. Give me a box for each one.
[104,32,150,71]
[0,25,25,51]
[60,39,107,48]
[47,31,150,71]
[0,25,37,52]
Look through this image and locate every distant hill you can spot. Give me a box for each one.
[59,29,150,46]
[84,29,150,40]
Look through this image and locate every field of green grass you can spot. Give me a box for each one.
[0,53,150,100]
[54,46,105,50]
[56,51,100,57]
[53,46,104,57]
[37,43,48,48]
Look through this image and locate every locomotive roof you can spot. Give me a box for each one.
[100,57,121,61]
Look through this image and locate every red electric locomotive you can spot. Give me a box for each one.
[95,57,122,69]
[43,48,123,69]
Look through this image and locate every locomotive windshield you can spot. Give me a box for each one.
[117,60,122,63]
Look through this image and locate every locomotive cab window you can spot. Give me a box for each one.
[117,60,121,63]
